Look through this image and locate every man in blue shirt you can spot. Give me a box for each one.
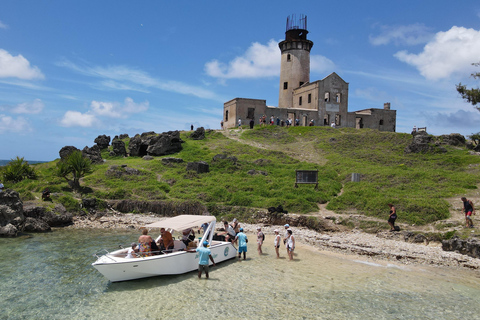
[189,241,216,279]
[234,228,248,260]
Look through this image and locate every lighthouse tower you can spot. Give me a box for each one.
[278,15,314,109]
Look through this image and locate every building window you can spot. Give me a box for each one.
[287,54,291,62]
[324,114,329,125]
[247,108,255,120]
[336,93,341,103]
[299,81,304,86]
[379,119,384,125]
[225,110,229,121]
[308,94,311,103]
[299,96,302,106]
[325,92,330,102]
[335,114,341,126]
[284,82,288,90]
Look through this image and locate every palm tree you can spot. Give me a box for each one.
[57,150,92,190]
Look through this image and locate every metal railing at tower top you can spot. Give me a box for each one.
[286,14,307,31]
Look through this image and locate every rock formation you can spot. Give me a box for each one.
[186,161,209,173]
[0,189,24,237]
[94,134,111,149]
[110,138,127,157]
[442,237,480,259]
[190,127,205,140]
[59,146,80,160]
[128,131,183,157]
[82,145,103,164]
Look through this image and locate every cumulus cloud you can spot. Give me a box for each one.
[205,39,335,80]
[369,23,433,46]
[90,97,148,118]
[0,49,44,80]
[0,20,8,29]
[60,111,98,127]
[0,114,31,133]
[394,26,480,80]
[11,99,44,114]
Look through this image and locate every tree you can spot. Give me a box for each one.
[2,157,37,182]
[56,150,92,190]
[456,62,480,107]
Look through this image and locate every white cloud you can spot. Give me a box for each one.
[0,20,8,29]
[205,39,334,80]
[0,114,31,133]
[60,111,98,127]
[369,23,433,46]
[205,40,280,79]
[0,49,44,80]
[394,26,480,80]
[11,99,44,114]
[57,60,219,100]
[90,97,149,118]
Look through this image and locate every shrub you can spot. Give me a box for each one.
[2,157,37,182]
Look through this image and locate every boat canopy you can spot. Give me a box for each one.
[144,215,216,232]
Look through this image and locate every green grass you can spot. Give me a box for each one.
[4,127,480,226]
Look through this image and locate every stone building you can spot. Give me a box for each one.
[223,15,396,131]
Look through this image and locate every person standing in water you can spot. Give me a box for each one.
[286,229,295,260]
[273,229,281,258]
[234,228,248,260]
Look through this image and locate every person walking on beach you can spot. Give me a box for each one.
[188,241,215,279]
[387,204,397,231]
[257,227,264,255]
[286,229,295,260]
[283,224,290,255]
[234,228,248,260]
[273,229,281,258]
[461,197,475,228]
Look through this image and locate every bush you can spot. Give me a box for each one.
[2,157,37,182]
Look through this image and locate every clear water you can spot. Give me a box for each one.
[1,229,480,320]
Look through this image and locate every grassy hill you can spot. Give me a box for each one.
[4,126,480,232]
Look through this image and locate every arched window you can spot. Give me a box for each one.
[336,93,341,103]
[324,92,330,102]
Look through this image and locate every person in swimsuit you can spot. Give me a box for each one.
[286,229,295,260]
[138,229,153,257]
[273,229,281,258]
[257,227,264,255]
[461,197,475,228]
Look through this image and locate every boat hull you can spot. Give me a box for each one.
[92,242,237,282]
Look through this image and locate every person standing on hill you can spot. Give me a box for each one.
[461,197,475,228]
[387,204,397,231]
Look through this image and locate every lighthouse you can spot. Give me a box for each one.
[278,14,314,109]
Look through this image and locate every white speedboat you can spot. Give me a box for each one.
[92,215,237,282]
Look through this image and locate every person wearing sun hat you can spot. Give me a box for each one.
[234,228,248,260]
[188,241,216,279]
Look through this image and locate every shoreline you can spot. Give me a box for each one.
[68,213,480,271]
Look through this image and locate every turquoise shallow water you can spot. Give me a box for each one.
[1,228,480,320]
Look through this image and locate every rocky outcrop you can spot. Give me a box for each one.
[404,132,446,154]
[0,189,24,237]
[94,135,111,149]
[23,203,73,230]
[59,146,80,160]
[82,145,103,164]
[186,161,209,173]
[110,138,127,157]
[213,154,237,164]
[442,237,480,259]
[190,127,205,140]
[162,157,184,164]
[437,133,466,146]
[118,133,129,140]
[128,131,184,157]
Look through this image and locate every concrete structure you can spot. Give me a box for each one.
[223,15,396,132]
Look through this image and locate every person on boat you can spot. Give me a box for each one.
[231,218,240,234]
[286,229,295,260]
[218,221,236,242]
[138,229,153,257]
[158,228,174,253]
[126,243,138,258]
[257,227,264,255]
[188,241,215,279]
[273,229,281,258]
[182,228,196,246]
[234,228,248,260]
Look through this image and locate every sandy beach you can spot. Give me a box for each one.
[68,212,480,271]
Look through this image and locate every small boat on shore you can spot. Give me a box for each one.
[92,215,237,282]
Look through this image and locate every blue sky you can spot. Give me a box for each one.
[1,1,480,161]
